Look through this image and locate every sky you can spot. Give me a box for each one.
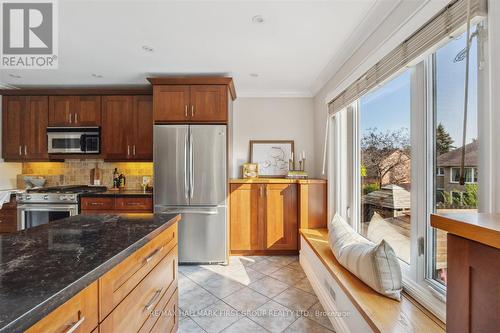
[359,29,479,146]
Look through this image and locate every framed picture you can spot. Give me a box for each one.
[250,140,294,177]
[242,163,259,178]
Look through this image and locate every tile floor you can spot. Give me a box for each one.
[178,256,335,333]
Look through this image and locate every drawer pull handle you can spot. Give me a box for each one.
[126,202,141,206]
[144,289,163,312]
[144,246,164,264]
[65,316,85,333]
[89,202,104,206]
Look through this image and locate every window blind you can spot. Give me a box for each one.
[327,0,487,115]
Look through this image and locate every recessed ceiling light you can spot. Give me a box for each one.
[91,73,103,78]
[142,45,154,52]
[9,73,21,79]
[250,73,259,77]
[252,15,264,24]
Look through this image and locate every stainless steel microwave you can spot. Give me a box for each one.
[47,127,100,154]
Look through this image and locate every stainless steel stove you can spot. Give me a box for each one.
[17,185,107,230]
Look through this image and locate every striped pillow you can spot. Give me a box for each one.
[328,213,403,301]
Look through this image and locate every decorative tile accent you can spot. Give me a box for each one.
[20,159,153,190]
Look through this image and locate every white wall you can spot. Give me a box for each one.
[0,96,22,189]
[232,97,314,178]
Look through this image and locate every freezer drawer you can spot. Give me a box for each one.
[157,206,227,264]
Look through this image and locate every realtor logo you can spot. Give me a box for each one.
[1,0,58,68]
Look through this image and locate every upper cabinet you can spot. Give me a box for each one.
[102,95,153,161]
[48,96,101,126]
[2,96,48,161]
[148,77,236,124]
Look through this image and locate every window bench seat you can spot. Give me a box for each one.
[299,228,445,333]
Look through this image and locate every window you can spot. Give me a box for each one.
[358,70,412,264]
[450,167,476,183]
[329,23,487,319]
[431,27,480,286]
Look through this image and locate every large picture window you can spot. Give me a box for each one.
[358,71,412,264]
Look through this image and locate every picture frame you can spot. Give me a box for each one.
[249,140,294,177]
[242,163,259,178]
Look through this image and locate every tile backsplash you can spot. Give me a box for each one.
[21,160,153,190]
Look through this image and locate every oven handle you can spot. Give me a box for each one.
[17,204,79,211]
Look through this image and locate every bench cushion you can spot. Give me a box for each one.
[328,214,403,300]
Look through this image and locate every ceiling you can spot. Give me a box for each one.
[0,0,401,97]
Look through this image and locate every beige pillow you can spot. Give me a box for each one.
[328,213,403,301]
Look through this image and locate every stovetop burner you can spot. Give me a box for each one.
[27,185,107,194]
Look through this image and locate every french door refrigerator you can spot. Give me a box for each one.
[154,124,227,264]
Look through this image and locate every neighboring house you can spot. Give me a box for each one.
[436,140,478,201]
[363,149,411,188]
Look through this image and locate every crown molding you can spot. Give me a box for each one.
[237,90,313,98]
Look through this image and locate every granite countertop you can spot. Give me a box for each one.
[80,190,153,197]
[0,213,180,333]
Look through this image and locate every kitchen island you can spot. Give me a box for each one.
[0,213,180,333]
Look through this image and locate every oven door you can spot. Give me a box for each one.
[17,204,79,230]
[47,132,85,154]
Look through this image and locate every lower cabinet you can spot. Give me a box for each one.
[230,183,298,254]
[25,222,179,333]
[81,196,153,214]
[0,196,17,233]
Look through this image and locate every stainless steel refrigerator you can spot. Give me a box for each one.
[154,124,227,264]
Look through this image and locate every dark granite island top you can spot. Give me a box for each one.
[0,213,180,333]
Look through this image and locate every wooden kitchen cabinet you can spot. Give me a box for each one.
[49,96,101,126]
[153,85,190,122]
[230,183,298,254]
[81,196,153,214]
[229,179,327,255]
[2,96,48,161]
[0,197,17,234]
[190,85,227,122]
[265,183,298,251]
[148,76,235,124]
[102,95,152,161]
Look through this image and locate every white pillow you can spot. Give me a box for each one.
[328,213,403,301]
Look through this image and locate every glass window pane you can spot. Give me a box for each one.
[433,28,479,285]
[359,70,411,264]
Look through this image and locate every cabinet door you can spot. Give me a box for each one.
[131,95,153,160]
[230,184,265,252]
[48,96,74,126]
[102,96,134,160]
[23,96,49,160]
[265,184,298,251]
[153,85,190,122]
[75,96,101,126]
[190,85,227,123]
[2,96,24,161]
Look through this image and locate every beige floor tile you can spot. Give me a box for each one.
[295,277,315,295]
[223,287,270,312]
[237,256,269,267]
[179,285,218,314]
[248,276,289,298]
[250,260,283,275]
[283,317,334,333]
[249,300,298,333]
[201,275,246,298]
[184,267,220,284]
[273,287,319,312]
[222,317,269,333]
[191,300,242,333]
[225,267,266,286]
[304,302,335,330]
[266,255,298,267]
[286,260,303,272]
[269,267,306,285]
[178,317,207,333]
[179,273,199,294]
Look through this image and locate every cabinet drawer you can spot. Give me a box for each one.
[99,223,178,319]
[100,246,178,332]
[81,197,114,211]
[147,289,178,333]
[26,282,98,333]
[115,197,153,212]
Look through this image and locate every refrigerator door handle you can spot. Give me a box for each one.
[184,130,189,199]
[189,130,194,199]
